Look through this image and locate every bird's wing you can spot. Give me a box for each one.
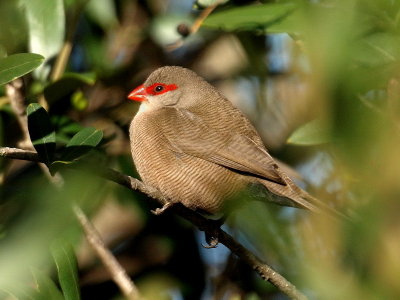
[161,108,286,185]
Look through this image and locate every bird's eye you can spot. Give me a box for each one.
[154,85,164,92]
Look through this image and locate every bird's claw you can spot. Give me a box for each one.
[203,232,219,248]
[202,218,224,248]
[151,202,174,215]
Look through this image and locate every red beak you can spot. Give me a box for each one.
[128,84,146,102]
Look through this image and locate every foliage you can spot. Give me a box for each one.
[1,0,400,299]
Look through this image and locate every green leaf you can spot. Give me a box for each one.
[354,32,400,67]
[31,268,64,300]
[287,119,331,145]
[26,103,56,164]
[51,241,80,300]
[0,53,44,86]
[86,0,118,30]
[71,90,88,111]
[1,283,37,300]
[202,3,297,33]
[20,0,65,79]
[60,127,103,162]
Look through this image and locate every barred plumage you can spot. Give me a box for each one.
[129,66,326,215]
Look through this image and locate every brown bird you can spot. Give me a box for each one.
[128,66,328,216]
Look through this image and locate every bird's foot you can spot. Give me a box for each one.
[203,231,219,248]
[202,218,225,248]
[151,202,174,215]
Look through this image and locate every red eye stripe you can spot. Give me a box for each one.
[145,83,178,96]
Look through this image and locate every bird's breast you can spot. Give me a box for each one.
[129,111,246,214]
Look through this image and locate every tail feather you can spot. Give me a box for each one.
[258,169,347,220]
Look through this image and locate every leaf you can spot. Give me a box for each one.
[26,103,56,164]
[0,53,44,86]
[20,0,65,79]
[51,241,80,300]
[202,3,297,33]
[71,90,88,111]
[0,282,36,300]
[31,268,64,300]
[86,0,118,30]
[354,32,400,67]
[60,127,103,162]
[287,119,331,145]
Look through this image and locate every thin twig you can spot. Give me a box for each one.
[5,79,62,184]
[167,1,222,51]
[73,205,141,300]
[5,79,31,148]
[0,146,308,300]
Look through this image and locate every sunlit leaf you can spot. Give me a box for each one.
[31,268,64,300]
[0,53,44,86]
[26,103,56,164]
[86,0,118,30]
[51,241,80,300]
[20,0,65,79]
[287,119,331,145]
[202,3,296,33]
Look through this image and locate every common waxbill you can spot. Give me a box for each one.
[128,66,326,215]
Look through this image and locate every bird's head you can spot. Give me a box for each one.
[128,66,215,111]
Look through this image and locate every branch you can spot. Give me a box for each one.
[167,0,223,51]
[0,146,308,300]
[5,79,31,148]
[73,205,141,300]
[4,79,140,298]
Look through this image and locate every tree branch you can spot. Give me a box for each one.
[4,79,140,299]
[5,79,31,148]
[0,146,308,300]
[73,205,141,300]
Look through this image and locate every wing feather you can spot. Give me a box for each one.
[160,107,285,185]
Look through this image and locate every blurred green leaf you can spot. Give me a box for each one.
[354,32,400,67]
[31,268,64,300]
[86,0,118,30]
[0,1,27,53]
[0,45,6,58]
[1,283,37,300]
[202,3,296,33]
[287,119,331,145]
[51,241,80,300]
[71,90,88,111]
[60,127,103,162]
[20,0,65,79]
[63,72,96,85]
[26,103,56,164]
[0,53,44,86]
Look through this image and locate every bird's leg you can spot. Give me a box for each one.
[203,232,219,248]
[151,201,174,215]
[202,217,226,248]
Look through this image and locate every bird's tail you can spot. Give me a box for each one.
[258,170,347,220]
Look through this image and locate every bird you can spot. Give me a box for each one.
[127,66,331,216]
